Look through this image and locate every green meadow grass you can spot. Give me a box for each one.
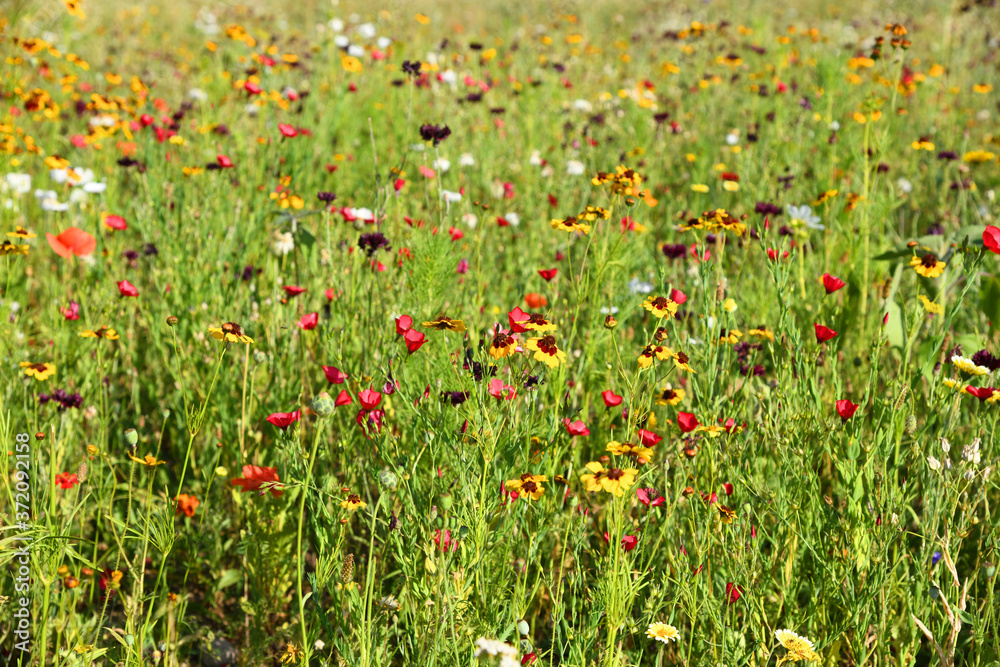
[1,0,1000,665]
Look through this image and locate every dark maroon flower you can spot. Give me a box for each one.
[419,123,451,146]
[971,349,1000,373]
[358,232,391,257]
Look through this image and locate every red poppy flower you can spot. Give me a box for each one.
[563,418,590,436]
[266,410,300,430]
[244,81,262,95]
[325,288,336,301]
[637,429,662,447]
[296,312,319,330]
[55,472,78,489]
[621,534,639,552]
[821,273,846,294]
[726,582,743,604]
[538,268,558,281]
[216,154,234,168]
[335,389,353,406]
[359,388,382,411]
[283,285,306,297]
[46,227,97,258]
[323,366,348,384]
[836,399,859,421]
[601,389,623,407]
[117,280,139,297]
[966,386,997,402]
[404,328,426,354]
[722,482,734,495]
[814,324,838,343]
[636,487,665,507]
[984,225,1000,255]
[231,465,283,498]
[278,123,298,138]
[103,214,127,231]
[677,412,700,433]
[395,315,413,335]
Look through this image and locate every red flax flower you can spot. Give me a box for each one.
[677,412,700,433]
[404,328,426,354]
[601,389,623,407]
[278,123,298,138]
[821,273,846,294]
[335,389,353,406]
[726,582,743,604]
[538,268,558,281]
[621,535,639,552]
[564,418,590,436]
[231,465,284,498]
[814,324,838,343]
[103,214,127,231]
[283,285,306,297]
[637,429,662,447]
[297,312,319,330]
[323,365,348,384]
[266,410,301,430]
[55,472,78,489]
[217,154,234,168]
[175,493,200,517]
[983,225,999,255]
[359,388,382,410]
[117,280,139,297]
[395,315,413,334]
[636,487,665,507]
[47,227,96,258]
[966,386,997,402]
[836,399,859,421]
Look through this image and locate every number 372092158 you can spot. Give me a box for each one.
[14,432,30,523]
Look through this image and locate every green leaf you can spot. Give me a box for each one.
[885,300,905,349]
[215,568,243,591]
[981,276,1000,331]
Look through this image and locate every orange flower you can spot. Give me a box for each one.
[175,494,200,517]
[46,227,96,258]
[525,293,548,309]
[231,465,284,498]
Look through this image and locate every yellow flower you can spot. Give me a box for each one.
[951,355,990,376]
[718,504,737,524]
[339,494,367,511]
[911,140,935,151]
[20,361,55,381]
[128,453,166,467]
[655,385,685,406]
[280,643,303,665]
[525,335,567,368]
[717,329,743,345]
[579,461,637,496]
[918,295,943,314]
[963,150,996,164]
[722,298,737,312]
[691,183,709,193]
[973,83,993,94]
[62,0,85,19]
[80,326,119,340]
[646,622,680,644]
[422,317,467,332]
[578,206,611,221]
[811,189,838,205]
[504,473,548,500]
[7,226,36,239]
[666,348,696,373]
[775,629,820,662]
[73,645,96,654]
[488,331,519,359]
[641,295,679,319]
[415,13,430,24]
[341,56,363,73]
[910,253,945,278]
[0,241,29,256]
[748,326,775,341]
[208,322,254,344]
[550,216,592,234]
[606,440,654,462]
[942,378,964,392]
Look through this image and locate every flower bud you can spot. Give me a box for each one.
[378,470,398,491]
[905,414,917,435]
[311,391,335,417]
[253,350,267,364]
[166,315,178,326]
[124,428,138,447]
[604,315,618,330]
[439,492,454,511]
[517,619,530,636]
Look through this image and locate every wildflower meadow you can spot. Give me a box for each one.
[2,0,1000,665]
